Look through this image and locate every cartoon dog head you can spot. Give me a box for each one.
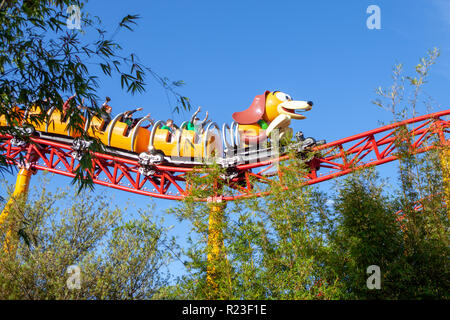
[232,91,313,137]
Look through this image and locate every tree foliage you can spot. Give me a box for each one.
[0,175,175,299]
[163,50,448,300]
[0,0,191,189]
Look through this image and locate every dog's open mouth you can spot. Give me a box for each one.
[278,100,313,119]
[282,106,311,115]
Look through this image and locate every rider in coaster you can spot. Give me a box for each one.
[100,97,112,130]
[186,106,209,133]
[161,118,178,142]
[161,119,175,132]
[122,107,143,126]
[128,109,153,129]
[61,94,94,123]
[61,94,76,122]
[121,107,144,135]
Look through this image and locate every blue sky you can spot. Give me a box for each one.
[83,0,450,144]
[2,0,450,280]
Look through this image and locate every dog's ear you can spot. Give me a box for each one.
[232,91,269,124]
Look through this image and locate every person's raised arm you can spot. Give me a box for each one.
[201,111,209,124]
[127,107,143,117]
[190,106,201,124]
[63,93,76,113]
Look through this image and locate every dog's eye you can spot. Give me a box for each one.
[275,92,289,101]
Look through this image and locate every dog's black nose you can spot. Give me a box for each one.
[307,101,314,106]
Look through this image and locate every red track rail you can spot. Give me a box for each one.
[1,110,449,201]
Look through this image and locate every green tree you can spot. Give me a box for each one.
[0,175,175,299]
[167,154,344,299]
[327,48,449,299]
[0,0,190,189]
[163,49,448,300]
[377,48,448,299]
[328,169,405,299]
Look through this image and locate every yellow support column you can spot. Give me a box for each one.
[442,146,449,215]
[206,196,226,298]
[0,167,33,253]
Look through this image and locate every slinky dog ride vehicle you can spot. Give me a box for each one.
[0,91,322,171]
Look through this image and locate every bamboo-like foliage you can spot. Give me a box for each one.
[165,50,449,300]
[0,0,190,190]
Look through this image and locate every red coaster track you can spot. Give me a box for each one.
[1,110,449,201]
